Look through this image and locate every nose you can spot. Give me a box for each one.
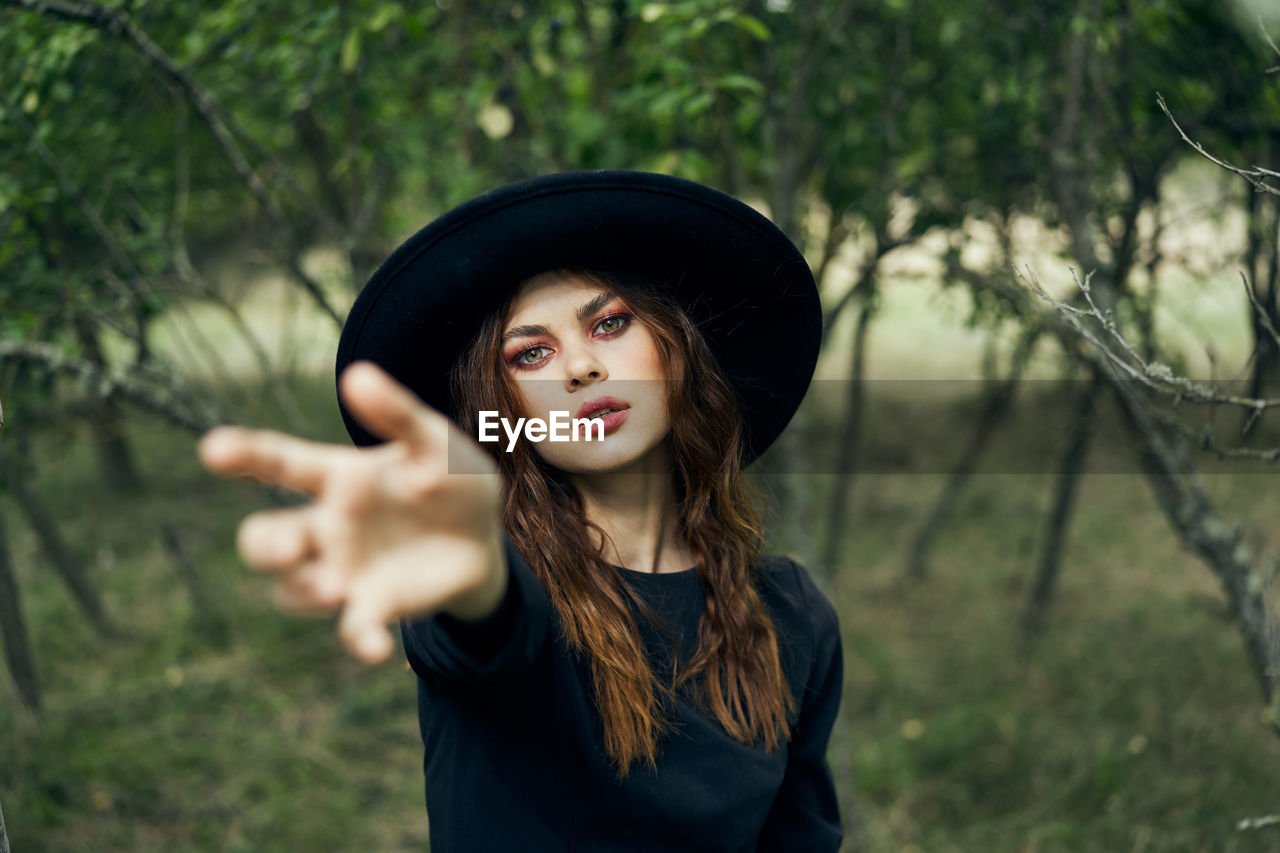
[563,342,607,391]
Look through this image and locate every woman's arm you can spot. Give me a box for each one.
[757,558,844,852]
[400,531,553,682]
[198,361,509,665]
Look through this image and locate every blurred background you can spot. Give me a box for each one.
[2,0,1280,850]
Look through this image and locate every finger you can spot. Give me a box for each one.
[336,582,399,665]
[340,361,448,455]
[236,506,318,571]
[272,562,346,613]
[335,546,491,665]
[272,571,344,615]
[199,426,347,496]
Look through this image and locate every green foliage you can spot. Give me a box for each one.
[3,0,1274,346]
[2,2,1280,845]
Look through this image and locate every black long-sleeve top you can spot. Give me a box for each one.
[399,535,844,852]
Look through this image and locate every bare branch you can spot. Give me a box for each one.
[1156,93,1280,196]
[1263,15,1280,57]
[169,248,310,434]
[1014,266,1158,387]
[1260,15,1280,73]
[1018,250,1280,721]
[1237,813,1280,831]
[1242,270,1280,352]
[1018,265,1280,416]
[821,232,909,335]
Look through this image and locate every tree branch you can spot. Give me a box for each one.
[7,0,278,215]
[1259,15,1280,74]
[0,340,220,434]
[1157,92,1280,197]
[6,0,345,326]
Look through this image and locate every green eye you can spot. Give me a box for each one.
[598,314,628,334]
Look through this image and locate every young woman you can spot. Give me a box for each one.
[199,170,843,851]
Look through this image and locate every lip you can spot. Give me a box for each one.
[576,396,631,436]
[576,396,630,420]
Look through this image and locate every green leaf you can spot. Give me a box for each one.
[730,13,771,41]
[340,29,361,74]
[682,90,714,117]
[648,84,693,119]
[641,3,667,23]
[715,73,764,96]
[369,3,401,33]
[531,48,556,77]
[939,16,961,46]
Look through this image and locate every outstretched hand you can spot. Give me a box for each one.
[198,361,506,665]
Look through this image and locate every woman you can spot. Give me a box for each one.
[199,170,843,851]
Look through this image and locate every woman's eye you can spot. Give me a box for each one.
[519,346,549,364]
[596,314,628,334]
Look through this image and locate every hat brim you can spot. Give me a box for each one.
[335,169,821,466]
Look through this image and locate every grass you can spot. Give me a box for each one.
[800,457,1280,852]
[844,507,1276,851]
[1,372,1278,851]
[0,380,430,852]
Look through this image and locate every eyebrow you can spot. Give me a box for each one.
[501,292,619,343]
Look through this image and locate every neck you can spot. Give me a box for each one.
[569,441,694,574]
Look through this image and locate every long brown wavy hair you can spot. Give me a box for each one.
[451,266,797,778]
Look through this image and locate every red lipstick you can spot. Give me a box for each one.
[576,396,631,435]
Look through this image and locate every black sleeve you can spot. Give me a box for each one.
[399,533,552,683]
[756,558,844,852]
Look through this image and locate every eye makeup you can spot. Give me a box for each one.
[504,308,634,371]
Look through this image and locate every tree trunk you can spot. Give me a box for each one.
[754,409,815,565]
[0,794,9,853]
[1109,378,1280,734]
[1139,203,1162,362]
[71,314,143,493]
[906,330,1038,580]
[1243,190,1280,437]
[0,499,40,712]
[160,523,231,646]
[3,446,117,639]
[1020,374,1101,644]
[811,219,849,295]
[819,288,873,583]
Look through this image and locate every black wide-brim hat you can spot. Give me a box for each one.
[336,169,821,466]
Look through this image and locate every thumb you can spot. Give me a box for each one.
[338,587,396,665]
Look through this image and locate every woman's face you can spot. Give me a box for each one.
[499,272,671,475]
